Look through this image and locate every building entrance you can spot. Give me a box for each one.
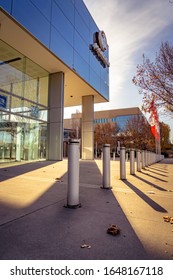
[0,40,49,162]
[0,121,47,161]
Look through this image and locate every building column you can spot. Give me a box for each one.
[82,95,94,160]
[47,72,64,161]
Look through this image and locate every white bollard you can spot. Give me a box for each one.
[145,150,148,167]
[102,144,111,189]
[141,150,145,169]
[130,148,135,175]
[147,151,151,166]
[113,152,115,161]
[120,147,126,180]
[137,149,141,172]
[66,139,81,208]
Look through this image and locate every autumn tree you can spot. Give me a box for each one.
[132,42,173,115]
[159,121,172,153]
[124,115,171,153]
[94,122,119,154]
[123,115,155,151]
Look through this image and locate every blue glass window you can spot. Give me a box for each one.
[90,52,101,76]
[0,0,12,13]
[50,26,73,68]
[12,0,50,47]
[73,51,89,82]
[100,80,109,101]
[75,0,90,27]
[116,115,135,130]
[74,31,89,63]
[75,10,89,44]
[53,0,75,25]
[89,69,100,93]
[30,0,51,21]
[52,1,74,45]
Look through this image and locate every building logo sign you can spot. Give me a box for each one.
[0,94,7,109]
[90,31,110,68]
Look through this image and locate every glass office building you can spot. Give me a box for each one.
[0,0,110,162]
[66,107,143,133]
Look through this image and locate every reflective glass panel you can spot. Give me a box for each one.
[0,40,49,162]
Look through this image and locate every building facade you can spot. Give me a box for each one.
[64,107,143,131]
[64,107,144,156]
[0,0,109,162]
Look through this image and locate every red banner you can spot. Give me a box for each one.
[149,100,160,142]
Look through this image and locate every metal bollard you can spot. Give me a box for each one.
[130,148,135,175]
[145,150,148,167]
[102,144,111,189]
[120,147,126,180]
[137,149,141,172]
[66,139,81,208]
[141,150,145,169]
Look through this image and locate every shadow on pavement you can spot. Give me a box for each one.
[133,174,167,192]
[0,161,56,182]
[148,166,169,173]
[0,160,149,260]
[122,180,167,213]
[140,170,168,183]
[144,168,168,177]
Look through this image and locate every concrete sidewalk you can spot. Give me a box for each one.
[0,158,172,260]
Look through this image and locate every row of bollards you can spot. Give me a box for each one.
[65,141,164,208]
[120,147,164,180]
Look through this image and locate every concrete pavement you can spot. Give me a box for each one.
[0,158,172,260]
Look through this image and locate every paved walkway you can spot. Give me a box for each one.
[0,158,172,260]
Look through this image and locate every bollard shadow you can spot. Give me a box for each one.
[140,170,168,183]
[0,161,56,182]
[0,159,150,260]
[148,166,168,173]
[134,174,167,192]
[144,167,168,177]
[122,180,167,213]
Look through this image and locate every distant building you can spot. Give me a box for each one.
[64,107,143,132]
[64,107,144,157]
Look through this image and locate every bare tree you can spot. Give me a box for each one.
[124,115,155,151]
[124,115,172,153]
[132,42,173,115]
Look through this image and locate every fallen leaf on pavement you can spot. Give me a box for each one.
[163,216,173,223]
[107,224,120,235]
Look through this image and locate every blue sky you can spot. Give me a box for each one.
[67,0,173,140]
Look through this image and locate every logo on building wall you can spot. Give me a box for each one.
[90,31,110,68]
